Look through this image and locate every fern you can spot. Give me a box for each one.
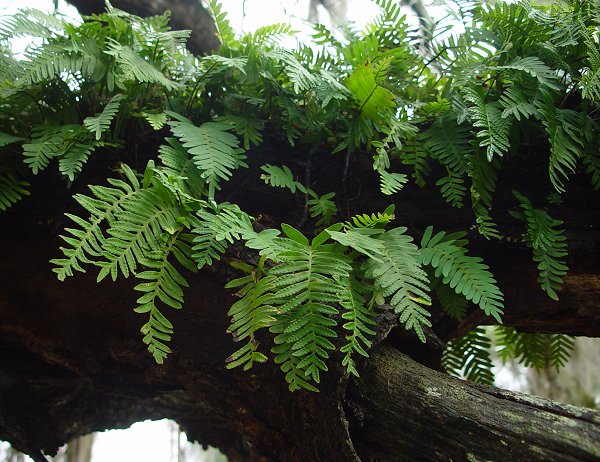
[582,150,600,190]
[23,125,78,175]
[379,171,407,196]
[499,86,537,121]
[260,164,307,194]
[168,116,246,200]
[307,191,337,227]
[512,191,568,300]
[267,226,353,390]
[339,274,375,377]
[420,226,504,322]
[206,0,236,49]
[51,164,143,280]
[436,172,466,208]
[495,326,575,371]
[346,61,396,121]
[443,327,494,385]
[105,39,180,91]
[328,227,386,262]
[463,87,511,161]
[0,173,29,212]
[537,103,583,193]
[84,94,124,140]
[423,112,470,175]
[191,204,254,269]
[142,112,168,131]
[496,56,560,91]
[363,227,432,342]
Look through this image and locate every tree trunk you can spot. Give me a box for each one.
[66,0,219,56]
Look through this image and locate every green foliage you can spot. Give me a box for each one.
[3,0,594,391]
[420,226,504,322]
[443,327,494,385]
[495,326,575,371]
[512,191,568,300]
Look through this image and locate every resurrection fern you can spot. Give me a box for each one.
[0,173,29,212]
[512,191,568,300]
[83,94,124,140]
[168,116,247,200]
[363,227,432,342]
[443,327,494,385]
[5,0,598,391]
[420,226,504,322]
[495,326,575,371]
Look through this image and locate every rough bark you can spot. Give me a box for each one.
[348,345,600,462]
[66,0,219,56]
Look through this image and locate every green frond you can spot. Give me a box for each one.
[495,326,575,372]
[582,150,600,190]
[260,164,307,194]
[339,275,375,376]
[346,208,395,229]
[97,179,182,282]
[463,87,511,161]
[142,112,168,131]
[346,61,395,121]
[432,278,468,320]
[191,204,254,269]
[363,227,431,342]
[168,116,246,200]
[379,171,407,196]
[0,173,30,212]
[264,226,352,390]
[420,226,504,322]
[399,137,431,187]
[0,132,25,147]
[135,236,191,364]
[267,49,316,93]
[307,191,337,228]
[512,191,568,300]
[51,164,143,281]
[206,0,236,49]
[216,115,263,150]
[496,56,560,91]
[423,112,471,175]
[84,94,124,140]
[443,327,494,385]
[436,172,466,208]
[0,8,63,40]
[499,86,537,121]
[105,39,180,90]
[157,137,207,198]
[58,139,105,181]
[328,228,386,262]
[581,36,600,102]
[537,104,584,193]
[23,125,80,175]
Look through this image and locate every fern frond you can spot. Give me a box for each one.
[0,132,25,147]
[496,56,560,91]
[307,191,337,227]
[260,164,307,194]
[168,117,246,200]
[346,208,395,229]
[443,327,494,385]
[495,326,575,371]
[191,204,254,269]
[216,115,263,150]
[58,139,105,181]
[420,226,504,322]
[582,150,600,190]
[266,226,352,390]
[537,104,583,193]
[51,164,143,280]
[432,277,468,320]
[0,173,29,212]
[379,171,407,196]
[436,172,466,208]
[346,62,395,121]
[267,49,316,93]
[499,86,537,121]
[363,227,431,342]
[142,112,168,131]
[423,112,470,175]
[97,181,182,282]
[327,228,385,261]
[84,94,124,140]
[206,0,236,49]
[581,36,600,102]
[463,87,511,161]
[135,237,191,364]
[23,125,79,174]
[105,39,180,90]
[339,275,375,376]
[157,137,207,198]
[512,191,568,300]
